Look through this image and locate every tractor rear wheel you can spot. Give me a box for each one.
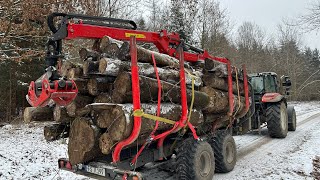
[176,138,215,180]
[266,102,288,138]
[287,106,297,131]
[210,130,237,173]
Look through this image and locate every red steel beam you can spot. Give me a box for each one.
[112,36,141,163]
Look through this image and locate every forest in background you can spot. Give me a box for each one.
[0,0,319,122]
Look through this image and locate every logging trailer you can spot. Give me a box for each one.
[27,13,252,179]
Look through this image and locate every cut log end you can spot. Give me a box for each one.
[23,107,53,123]
[68,117,102,165]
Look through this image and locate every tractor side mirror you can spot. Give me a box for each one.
[282,76,291,87]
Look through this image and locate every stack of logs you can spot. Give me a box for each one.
[23,36,247,165]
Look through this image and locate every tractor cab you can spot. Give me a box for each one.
[249,72,291,103]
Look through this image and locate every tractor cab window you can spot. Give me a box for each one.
[264,75,277,93]
[250,76,264,94]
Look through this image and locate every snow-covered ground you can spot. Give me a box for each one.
[0,101,320,180]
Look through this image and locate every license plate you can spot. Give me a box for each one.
[86,165,106,176]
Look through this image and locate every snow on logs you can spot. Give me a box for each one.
[24,35,248,165]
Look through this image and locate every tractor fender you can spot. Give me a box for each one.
[261,93,284,103]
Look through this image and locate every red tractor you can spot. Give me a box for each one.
[235,72,296,138]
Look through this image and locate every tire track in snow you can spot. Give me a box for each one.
[236,111,320,160]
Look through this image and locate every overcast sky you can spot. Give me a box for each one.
[219,0,320,50]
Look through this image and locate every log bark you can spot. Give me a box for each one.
[112,72,209,109]
[44,123,70,141]
[87,77,113,96]
[72,78,89,94]
[67,67,83,79]
[66,95,93,117]
[23,107,53,123]
[53,106,73,123]
[79,48,100,61]
[90,103,204,143]
[200,86,245,114]
[202,73,244,95]
[68,117,102,165]
[94,93,112,103]
[99,59,202,86]
[118,42,179,68]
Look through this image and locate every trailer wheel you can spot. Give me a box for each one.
[266,102,288,138]
[176,138,215,180]
[287,106,297,131]
[210,131,236,173]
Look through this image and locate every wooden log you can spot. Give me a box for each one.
[60,61,82,77]
[23,107,53,123]
[94,93,112,103]
[112,72,209,109]
[72,78,89,94]
[99,36,123,52]
[66,95,93,117]
[83,60,99,77]
[98,58,108,74]
[68,117,102,165]
[67,67,83,79]
[200,86,245,114]
[99,132,115,154]
[99,59,202,86]
[90,103,204,142]
[53,106,73,123]
[79,48,100,61]
[202,73,244,95]
[87,77,113,96]
[118,42,179,68]
[43,123,70,141]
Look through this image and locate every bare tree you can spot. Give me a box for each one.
[194,0,231,56]
[297,0,320,31]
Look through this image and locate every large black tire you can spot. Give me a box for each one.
[266,102,288,138]
[210,131,237,173]
[176,138,215,180]
[287,106,297,131]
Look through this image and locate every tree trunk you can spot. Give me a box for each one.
[112,72,209,109]
[118,42,179,68]
[68,117,102,165]
[202,73,244,95]
[53,106,73,123]
[90,103,204,142]
[66,95,93,117]
[87,77,113,96]
[43,123,70,141]
[23,107,53,123]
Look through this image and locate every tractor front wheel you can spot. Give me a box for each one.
[287,106,297,131]
[266,102,288,138]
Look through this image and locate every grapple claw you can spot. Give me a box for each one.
[26,78,78,107]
